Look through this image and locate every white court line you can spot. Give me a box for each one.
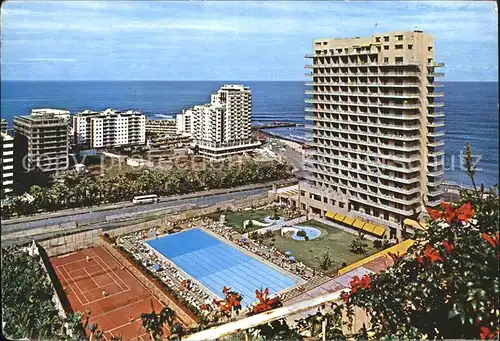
[56,257,88,267]
[84,268,101,289]
[56,266,85,306]
[80,281,118,294]
[61,264,89,305]
[91,256,124,292]
[84,286,130,305]
[92,251,129,292]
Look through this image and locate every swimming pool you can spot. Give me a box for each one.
[145,228,297,306]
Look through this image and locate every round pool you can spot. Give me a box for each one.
[290,226,321,241]
[264,216,284,224]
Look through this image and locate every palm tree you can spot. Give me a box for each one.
[140,305,176,340]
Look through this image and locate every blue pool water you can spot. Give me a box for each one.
[145,228,297,306]
[291,226,322,241]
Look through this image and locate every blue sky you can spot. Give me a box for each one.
[1,0,497,81]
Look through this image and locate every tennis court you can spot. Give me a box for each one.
[50,246,165,340]
[146,228,298,306]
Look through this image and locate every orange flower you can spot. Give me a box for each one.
[479,326,494,340]
[481,232,499,249]
[424,244,444,263]
[442,240,455,254]
[252,288,281,314]
[349,274,372,294]
[427,202,474,225]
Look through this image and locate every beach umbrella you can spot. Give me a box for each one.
[153,264,160,271]
[289,256,296,261]
[285,251,292,256]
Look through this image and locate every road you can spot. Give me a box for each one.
[1,187,269,234]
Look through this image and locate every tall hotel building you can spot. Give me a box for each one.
[301,30,445,238]
[190,85,260,159]
[73,108,146,148]
[13,114,70,173]
[1,132,15,197]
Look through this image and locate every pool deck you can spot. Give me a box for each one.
[144,227,306,303]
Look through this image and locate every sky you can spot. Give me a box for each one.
[0,0,498,81]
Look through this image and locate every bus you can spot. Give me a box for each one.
[132,194,159,204]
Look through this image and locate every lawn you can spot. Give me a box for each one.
[261,220,379,274]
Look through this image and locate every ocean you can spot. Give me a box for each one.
[1,81,498,187]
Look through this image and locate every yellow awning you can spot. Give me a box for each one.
[360,43,371,47]
[403,218,428,230]
[363,223,376,233]
[343,216,355,225]
[372,42,382,46]
[333,213,346,222]
[372,225,386,237]
[325,211,336,220]
[353,219,365,229]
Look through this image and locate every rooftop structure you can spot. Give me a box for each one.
[73,108,146,148]
[145,118,178,137]
[301,30,445,239]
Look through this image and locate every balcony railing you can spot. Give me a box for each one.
[304,108,421,121]
[305,90,420,99]
[305,98,420,109]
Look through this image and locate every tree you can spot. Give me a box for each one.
[140,305,176,340]
[349,232,368,255]
[1,248,63,340]
[320,252,332,270]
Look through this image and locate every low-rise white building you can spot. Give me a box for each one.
[73,108,146,149]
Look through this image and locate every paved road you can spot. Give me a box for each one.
[1,188,268,234]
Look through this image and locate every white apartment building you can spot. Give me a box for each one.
[190,85,260,159]
[176,108,194,136]
[301,30,445,239]
[146,118,178,136]
[73,108,146,148]
[1,132,14,197]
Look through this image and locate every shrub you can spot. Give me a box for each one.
[373,239,383,248]
[296,230,307,238]
[350,233,368,255]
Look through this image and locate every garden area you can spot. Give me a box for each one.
[260,220,380,274]
[206,206,301,232]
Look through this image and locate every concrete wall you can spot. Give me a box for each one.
[38,229,101,257]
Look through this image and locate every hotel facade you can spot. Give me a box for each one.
[73,108,146,148]
[301,30,445,239]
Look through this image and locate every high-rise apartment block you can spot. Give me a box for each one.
[73,108,146,148]
[176,108,194,136]
[301,30,444,239]
[14,114,70,173]
[1,132,14,197]
[189,85,260,159]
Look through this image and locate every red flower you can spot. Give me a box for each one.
[349,274,372,294]
[340,291,350,302]
[424,244,444,263]
[253,288,282,314]
[426,202,475,225]
[416,256,424,264]
[442,240,455,254]
[481,232,499,249]
[479,326,494,340]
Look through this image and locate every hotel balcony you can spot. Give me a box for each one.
[315,136,420,153]
[428,169,445,177]
[305,98,421,109]
[428,102,444,108]
[428,82,444,87]
[428,130,445,137]
[427,92,444,97]
[427,198,442,207]
[305,108,421,121]
[427,140,445,147]
[427,72,445,77]
[429,62,445,67]
[427,121,445,128]
[427,178,444,187]
[306,81,421,88]
[308,125,420,141]
[427,111,445,118]
[349,195,417,216]
[305,90,421,99]
[308,146,421,164]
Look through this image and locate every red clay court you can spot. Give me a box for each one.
[50,245,165,340]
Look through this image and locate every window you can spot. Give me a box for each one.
[323,41,328,45]
[395,44,403,49]
[384,36,389,42]
[330,199,336,205]
[339,202,345,209]
[428,58,433,64]
[408,44,413,50]
[395,57,403,64]
[428,46,433,51]
[315,42,321,46]
[323,197,328,203]
[396,34,403,41]
[375,37,381,42]
[384,45,389,50]
[384,57,389,63]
